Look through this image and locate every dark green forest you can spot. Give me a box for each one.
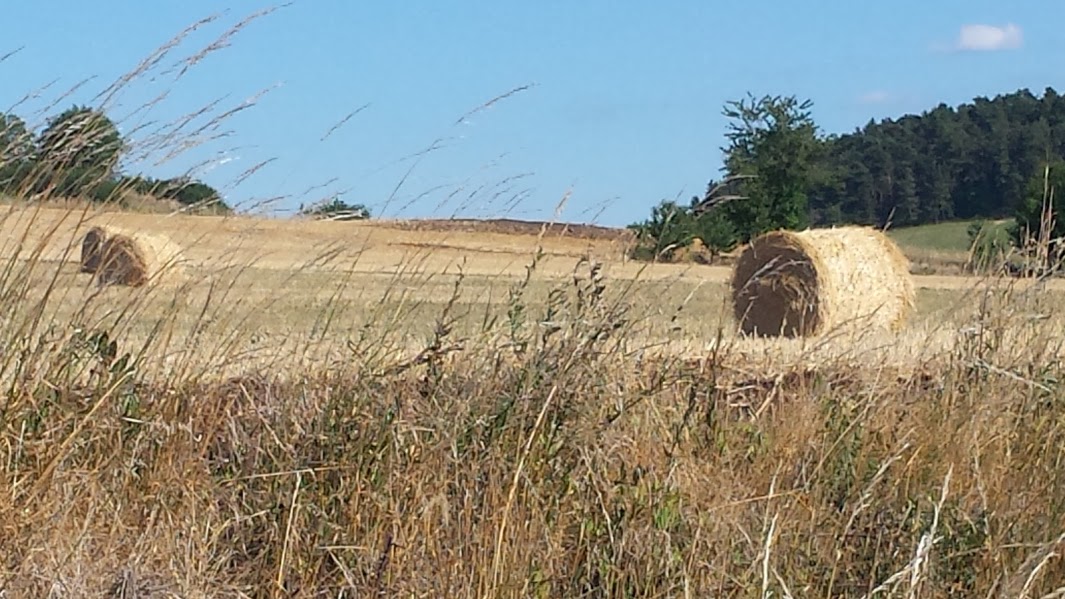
[811,87,1064,228]
[630,87,1065,267]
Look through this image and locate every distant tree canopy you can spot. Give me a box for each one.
[1013,161,1065,244]
[631,87,1065,266]
[0,113,34,190]
[0,104,229,213]
[810,88,1065,228]
[0,113,33,160]
[299,197,371,221]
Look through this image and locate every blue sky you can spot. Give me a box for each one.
[1,1,1061,227]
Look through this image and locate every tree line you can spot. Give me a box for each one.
[630,87,1065,269]
[0,105,229,213]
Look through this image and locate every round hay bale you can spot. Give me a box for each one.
[95,231,186,288]
[79,226,110,273]
[730,226,915,338]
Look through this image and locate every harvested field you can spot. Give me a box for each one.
[0,206,1059,344]
[4,204,1065,597]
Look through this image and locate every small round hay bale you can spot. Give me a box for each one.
[95,231,185,288]
[730,226,915,338]
[79,226,110,273]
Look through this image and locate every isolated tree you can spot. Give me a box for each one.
[717,93,825,243]
[36,106,124,196]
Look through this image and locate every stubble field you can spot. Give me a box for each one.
[4,203,1065,597]
[4,204,1054,369]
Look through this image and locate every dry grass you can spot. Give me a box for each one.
[4,258,1065,597]
[3,10,1065,599]
[4,202,1065,598]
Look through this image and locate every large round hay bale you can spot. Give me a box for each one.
[79,226,110,273]
[95,230,185,287]
[730,226,915,338]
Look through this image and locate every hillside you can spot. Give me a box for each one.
[886,220,982,253]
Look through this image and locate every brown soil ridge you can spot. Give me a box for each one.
[376,217,636,242]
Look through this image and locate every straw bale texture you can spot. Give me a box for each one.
[94,230,185,287]
[79,224,138,274]
[730,226,915,337]
[79,226,110,273]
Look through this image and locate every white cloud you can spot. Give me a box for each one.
[858,90,891,104]
[955,23,1023,51]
